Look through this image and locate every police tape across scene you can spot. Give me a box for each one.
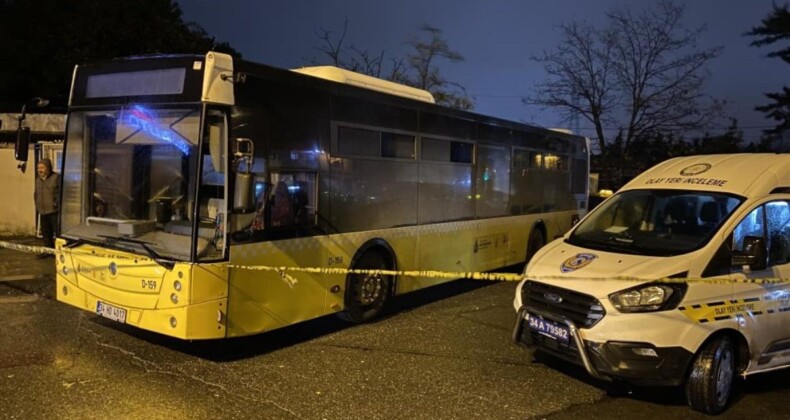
[2,240,788,285]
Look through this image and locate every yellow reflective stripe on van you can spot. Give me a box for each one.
[678,297,790,323]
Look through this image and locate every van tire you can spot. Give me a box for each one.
[685,335,735,415]
[338,250,392,323]
[525,228,545,265]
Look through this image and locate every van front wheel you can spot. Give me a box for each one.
[685,336,735,415]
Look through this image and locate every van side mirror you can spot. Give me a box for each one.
[15,126,30,162]
[732,235,767,271]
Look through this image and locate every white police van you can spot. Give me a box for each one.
[513,154,790,414]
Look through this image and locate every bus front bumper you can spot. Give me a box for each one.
[57,274,227,340]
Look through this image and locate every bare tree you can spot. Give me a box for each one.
[404,25,474,110]
[314,17,349,67]
[348,46,385,77]
[527,1,721,157]
[311,21,473,110]
[312,17,393,78]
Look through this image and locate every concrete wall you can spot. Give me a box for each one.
[0,144,36,236]
[0,113,66,133]
[0,113,66,236]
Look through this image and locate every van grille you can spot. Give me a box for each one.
[520,281,605,328]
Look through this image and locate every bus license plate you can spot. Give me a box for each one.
[96,301,127,323]
[528,315,569,343]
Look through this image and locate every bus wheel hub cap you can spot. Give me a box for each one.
[359,275,382,305]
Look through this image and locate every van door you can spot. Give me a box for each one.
[729,200,790,372]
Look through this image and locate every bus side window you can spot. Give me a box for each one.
[270,181,293,227]
[293,180,310,225]
[269,173,316,228]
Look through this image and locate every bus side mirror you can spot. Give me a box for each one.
[15,126,30,163]
[15,97,49,173]
[732,236,767,272]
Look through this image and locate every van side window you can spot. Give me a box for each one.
[733,206,765,253]
[705,207,766,277]
[731,201,790,267]
[766,200,790,265]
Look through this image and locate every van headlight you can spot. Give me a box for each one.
[609,283,687,313]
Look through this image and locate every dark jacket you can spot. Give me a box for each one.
[35,172,60,215]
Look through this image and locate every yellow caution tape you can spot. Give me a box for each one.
[0,241,55,255]
[3,240,790,285]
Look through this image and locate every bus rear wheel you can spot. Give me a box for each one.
[340,250,392,323]
[685,335,736,415]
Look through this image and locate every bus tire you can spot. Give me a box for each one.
[339,250,392,323]
[525,228,545,265]
[685,335,735,415]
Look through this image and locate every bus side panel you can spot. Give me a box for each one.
[409,221,475,294]
[224,212,575,337]
[227,239,333,337]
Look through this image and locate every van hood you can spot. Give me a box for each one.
[524,239,693,299]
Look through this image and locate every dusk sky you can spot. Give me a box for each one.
[177,0,786,142]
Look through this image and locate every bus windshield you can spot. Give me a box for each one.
[567,190,743,257]
[60,105,223,261]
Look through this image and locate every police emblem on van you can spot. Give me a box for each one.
[680,163,711,176]
[560,253,598,273]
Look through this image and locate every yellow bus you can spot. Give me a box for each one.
[55,52,589,339]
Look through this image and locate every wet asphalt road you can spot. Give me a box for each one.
[1,239,790,419]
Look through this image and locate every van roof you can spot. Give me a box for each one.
[621,154,790,198]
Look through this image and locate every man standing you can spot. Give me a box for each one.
[34,157,59,254]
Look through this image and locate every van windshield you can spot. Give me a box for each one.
[568,190,743,256]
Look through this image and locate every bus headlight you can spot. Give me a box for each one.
[609,283,687,313]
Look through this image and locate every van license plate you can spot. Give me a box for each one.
[96,301,127,323]
[528,315,569,343]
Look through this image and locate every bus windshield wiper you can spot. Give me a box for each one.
[63,235,110,250]
[97,235,175,270]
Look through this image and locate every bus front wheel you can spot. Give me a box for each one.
[339,250,392,323]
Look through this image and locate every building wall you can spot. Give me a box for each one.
[0,113,66,236]
[0,144,35,236]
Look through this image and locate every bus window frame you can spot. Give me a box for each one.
[192,105,231,262]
